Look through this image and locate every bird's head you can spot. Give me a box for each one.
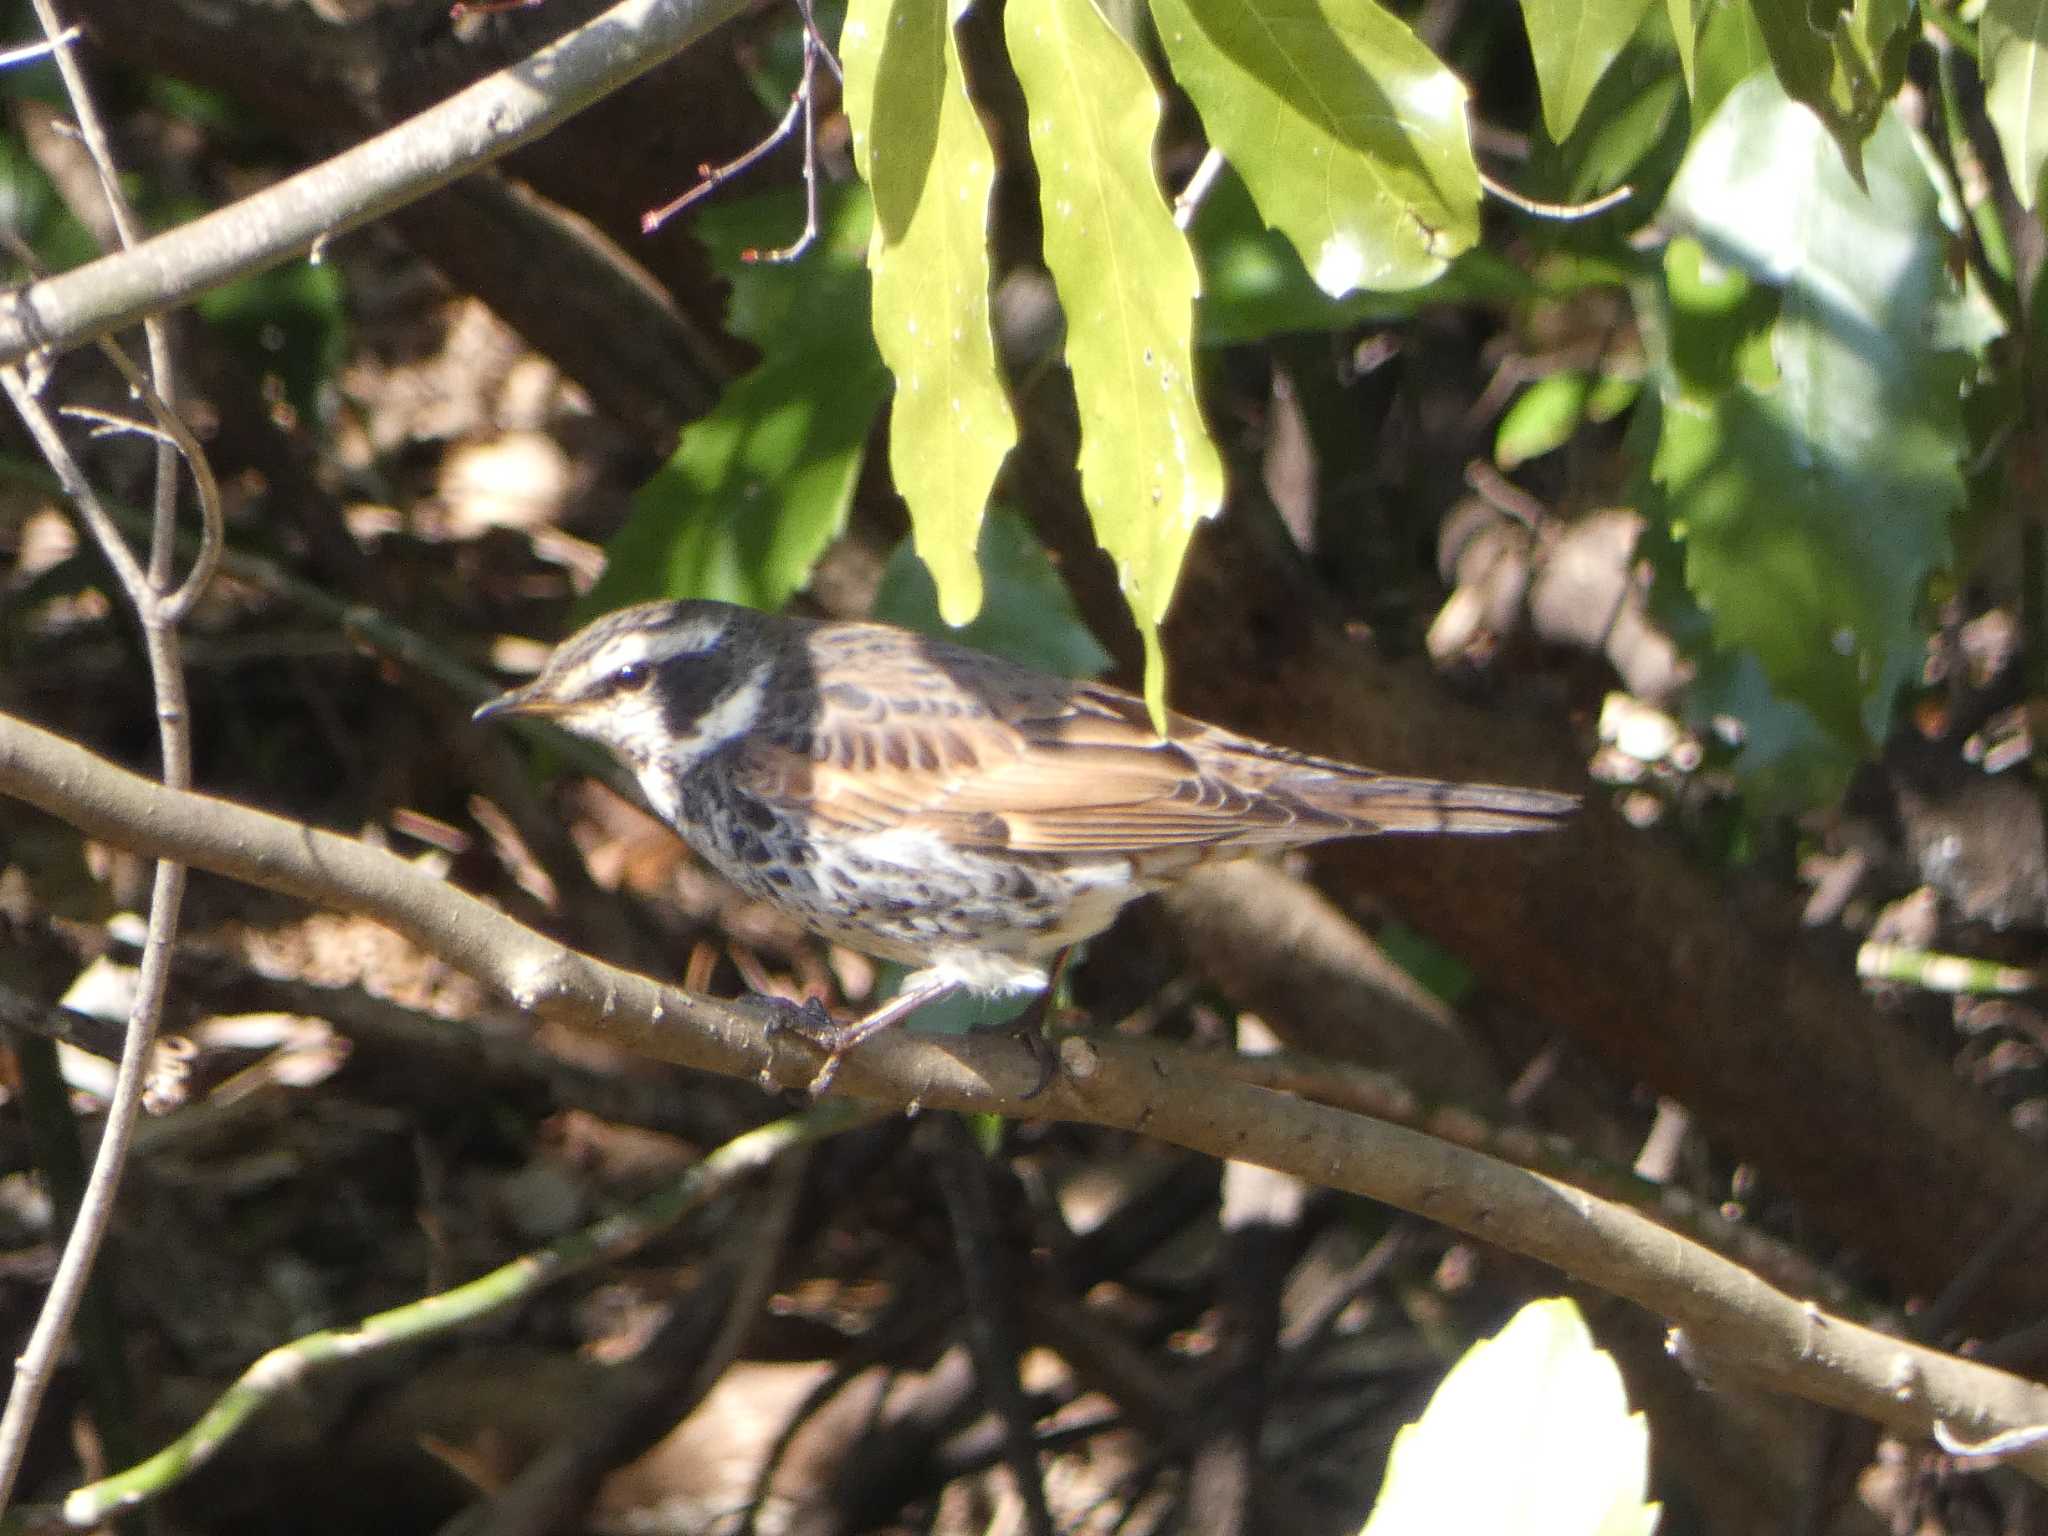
[473,599,778,773]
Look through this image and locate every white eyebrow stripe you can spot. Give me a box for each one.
[580,616,728,686]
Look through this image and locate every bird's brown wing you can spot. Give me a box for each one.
[726,628,1326,856]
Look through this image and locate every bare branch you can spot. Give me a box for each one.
[0,0,757,367]
[54,1105,856,1527]
[0,1,222,1502]
[6,708,2048,1483]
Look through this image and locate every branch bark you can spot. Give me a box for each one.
[1012,410,2048,1337]
[0,0,753,374]
[6,708,2048,1481]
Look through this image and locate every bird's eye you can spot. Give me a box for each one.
[612,662,652,693]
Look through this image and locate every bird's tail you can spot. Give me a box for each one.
[1283,770,1579,836]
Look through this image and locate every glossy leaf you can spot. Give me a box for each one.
[1746,0,1914,181]
[1496,372,1593,469]
[1522,0,1656,141]
[871,505,1112,677]
[1149,0,1480,296]
[1984,0,2048,209]
[1192,168,1535,345]
[1668,0,1695,94]
[586,192,887,614]
[842,0,1017,624]
[1651,74,1969,751]
[1690,0,1768,130]
[1007,0,1225,725]
[1363,1298,1660,1536]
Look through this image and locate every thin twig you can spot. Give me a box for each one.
[642,84,804,233]
[0,0,220,1509]
[52,1104,867,1527]
[0,25,74,68]
[1477,170,1633,221]
[641,0,827,263]
[743,21,821,265]
[931,1120,1055,1536]
[1173,147,1226,232]
[0,0,760,366]
[0,367,196,1514]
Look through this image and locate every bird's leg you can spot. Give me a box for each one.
[763,977,964,1096]
[970,946,1075,1100]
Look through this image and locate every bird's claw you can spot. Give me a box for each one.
[970,1004,1060,1100]
[753,993,851,1096]
[755,992,837,1042]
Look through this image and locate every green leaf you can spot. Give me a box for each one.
[1149,0,1480,296]
[1192,167,1536,344]
[1541,37,1688,205]
[871,504,1113,677]
[1496,371,1593,469]
[1691,0,1769,130]
[1691,647,1855,809]
[1522,0,1657,141]
[1362,1298,1659,1536]
[1984,0,2048,209]
[1668,0,1696,94]
[1745,0,1915,181]
[842,0,1018,625]
[1006,0,1225,726]
[586,191,888,614]
[1650,73,1968,751]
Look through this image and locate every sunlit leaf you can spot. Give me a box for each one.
[1192,168,1535,345]
[1746,0,1914,181]
[1984,0,2048,209]
[1690,0,1768,129]
[1649,74,1971,752]
[1150,0,1479,297]
[1362,1298,1660,1536]
[1006,0,1225,726]
[842,0,1017,624]
[586,191,887,613]
[1668,0,1696,94]
[1496,371,1593,469]
[1522,0,1656,141]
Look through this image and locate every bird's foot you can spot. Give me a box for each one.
[752,993,852,1095]
[971,993,1060,1100]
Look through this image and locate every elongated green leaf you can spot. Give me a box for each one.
[1985,0,2048,209]
[587,191,887,614]
[1651,73,1969,752]
[1363,1298,1660,1536]
[1149,0,1478,296]
[1668,0,1696,94]
[1496,371,1593,469]
[1692,0,1768,129]
[1006,0,1225,725]
[842,0,1017,624]
[1746,0,1914,181]
[1522,0,1656,141]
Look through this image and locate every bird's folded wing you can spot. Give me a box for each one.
[730,682,1326,855]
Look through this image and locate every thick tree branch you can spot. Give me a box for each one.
[0,0,752,368]
[5,709,2048,1479]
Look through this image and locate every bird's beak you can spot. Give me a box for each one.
[473,682,564,724]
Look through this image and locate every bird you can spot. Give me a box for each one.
[474,599,1576,1091]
